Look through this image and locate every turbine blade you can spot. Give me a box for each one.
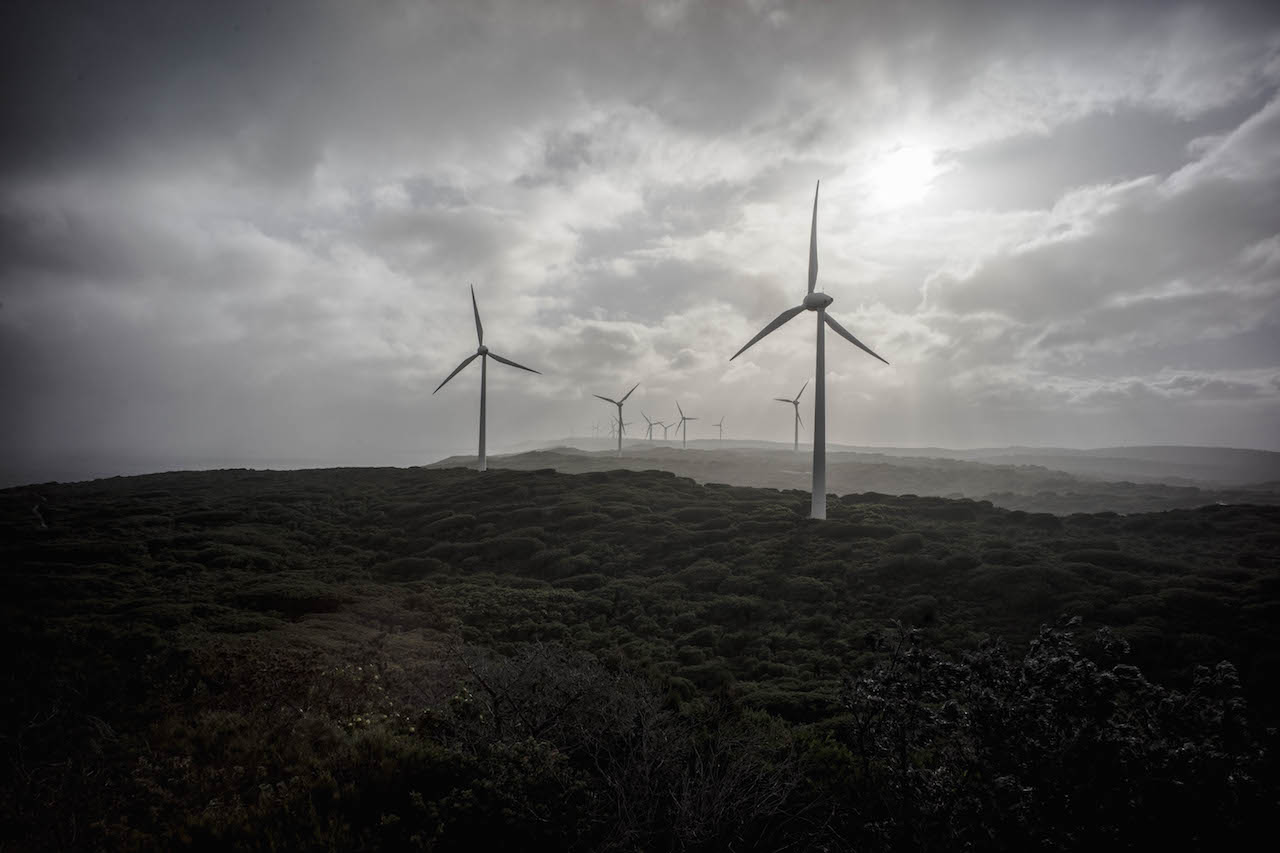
[676,401,684,418]
[620,382,639,403]
[796,379,808,402]
[433,352,481,393]
[488,351,541,374]
[470,284,483,346]
[808,181,819,294]
[686,417,699,421]
[594,394,620,405]
[797,412,803,429]
[824,312,890,365]
[774,398,792,403]
[730,304,806,360]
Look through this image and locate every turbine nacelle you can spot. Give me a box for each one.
[477,344,489,355]
[803,292,833,311]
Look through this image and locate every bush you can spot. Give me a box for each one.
[838,618,1268,850]
[376,555,449,580]
[885,532,925,553]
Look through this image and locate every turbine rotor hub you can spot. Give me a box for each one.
[477,345,489,354]
[803,292,833,310]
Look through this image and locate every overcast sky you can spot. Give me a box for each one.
[3,0,1279,482]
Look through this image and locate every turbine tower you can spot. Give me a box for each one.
[673,402,697,449]
[594,383,639,456]
[713,417,725,441]
[730,181,888,519]
[774,381,808,452]
[434,285,541,472]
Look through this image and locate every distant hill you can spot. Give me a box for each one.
[515,440,1280,487]
[431,445,1280,514]
[895,445,1280,486]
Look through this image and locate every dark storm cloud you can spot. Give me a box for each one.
[4,0,1280,483]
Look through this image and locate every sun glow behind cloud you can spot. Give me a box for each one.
[862,145,943,210]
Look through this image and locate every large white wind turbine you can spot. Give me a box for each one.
[713,417,725,441]
[774,381,808,452]
[673,402,697,449]
[434,285,541,472]
[730,182,889,519]
[594,383,639,456]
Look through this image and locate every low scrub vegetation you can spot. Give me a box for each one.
[3,466,1277,849]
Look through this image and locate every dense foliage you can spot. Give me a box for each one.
[3,466,1277,849]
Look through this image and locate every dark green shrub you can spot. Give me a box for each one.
[376,556,449,580]
[885,532,924,553]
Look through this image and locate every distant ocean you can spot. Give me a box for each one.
[0,448,462,490]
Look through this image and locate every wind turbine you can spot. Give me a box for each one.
[642,412,659,441]
[713,417,725,441]
[774,381,808,452]
[673,402,697,449]
[730,181,889,519]
[658,421,671,441]
[434,285,541,472]
[594,383,639,456]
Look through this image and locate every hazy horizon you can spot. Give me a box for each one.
[4,1,1279,477]
[7,435,1279,491]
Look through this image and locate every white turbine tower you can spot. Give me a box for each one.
[774,381,808,452]
[673,402,697,449]
[594,383,639,456]
[730,182,889,519]
[434,285,541,472]
[713,417,725,441]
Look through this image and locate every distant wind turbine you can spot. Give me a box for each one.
[673,402,697,449]
[658,421,671,441]
[434,285,541,472]
[730,181,889,519]
[594,383,639,456]
[642,412,659,441]
[774,381,808,452]
[713,417,725,441]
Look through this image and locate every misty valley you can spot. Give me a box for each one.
[3,461,1278,850]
